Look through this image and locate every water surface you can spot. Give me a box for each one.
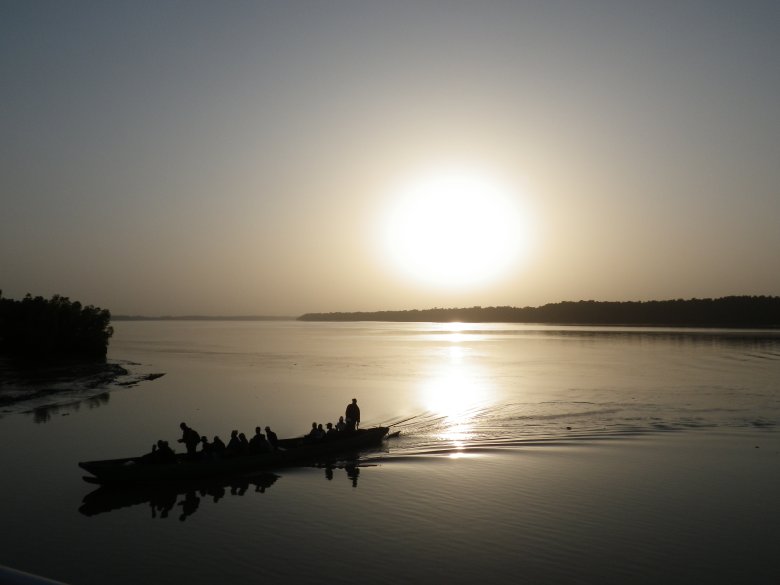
[1,321,778,584]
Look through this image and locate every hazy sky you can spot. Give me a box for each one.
[2,1,779,316]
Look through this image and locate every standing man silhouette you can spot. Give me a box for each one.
[178,422,200,458]
[345,398,360,431]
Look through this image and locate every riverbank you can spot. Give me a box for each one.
[0,359,164,421]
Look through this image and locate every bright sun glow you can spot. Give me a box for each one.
[382,167,532,288]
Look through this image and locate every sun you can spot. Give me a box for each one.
[380,167,532,289]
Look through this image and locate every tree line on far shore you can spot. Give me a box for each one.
[298,296,780,328]
[0,292,113,360]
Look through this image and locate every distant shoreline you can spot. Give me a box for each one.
[298,296,780,328]
[112,296,780,328]
[113,315,295,321]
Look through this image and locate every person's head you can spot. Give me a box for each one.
[326,422,333,429]
[312,422,317,428]
[265,426,271,432]
[255,426,261,434]
[239,433,247,440]
[231,430,238,438]
[180,422,187,430]
[157,440,165,448]
[213,435,221,442]
[352,398,357,404]
[339,416,344,422]
[201,436,208,443]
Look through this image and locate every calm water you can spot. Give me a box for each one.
[1,321,779,584]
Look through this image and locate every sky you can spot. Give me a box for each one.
[2,1,779,316]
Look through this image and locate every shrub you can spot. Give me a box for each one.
[0,292,113,359]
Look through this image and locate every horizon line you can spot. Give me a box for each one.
[112,294,779,322]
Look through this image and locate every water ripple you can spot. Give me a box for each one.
[377,402,777,460]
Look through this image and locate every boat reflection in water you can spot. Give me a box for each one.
[79,472,279,521]
[317,457,366,487]
[80,458,378,520]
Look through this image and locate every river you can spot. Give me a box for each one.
[1,321,779,584]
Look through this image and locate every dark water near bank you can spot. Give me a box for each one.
[1,321,779,584]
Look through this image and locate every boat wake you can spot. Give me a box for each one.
[370,398,779,462]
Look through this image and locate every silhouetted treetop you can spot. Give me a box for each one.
[298,296,780,328]
[0,292,113,359]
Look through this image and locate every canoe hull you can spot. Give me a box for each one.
[79,426,389,484]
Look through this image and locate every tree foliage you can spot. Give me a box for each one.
[0,292,113,359]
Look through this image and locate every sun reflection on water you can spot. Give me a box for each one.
[430,322,481,344]
[418,325,495,452]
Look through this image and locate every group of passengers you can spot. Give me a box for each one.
[145,439,177,463]
[145,422,281,462]
[222,426,280,456]
[305,398,361,443]
[145,398,360,462]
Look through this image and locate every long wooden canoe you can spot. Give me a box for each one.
[79,426,389,484]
